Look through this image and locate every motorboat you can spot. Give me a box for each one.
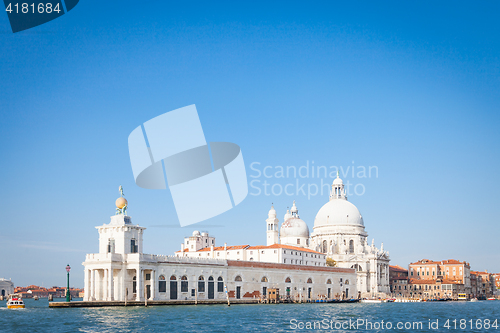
[6,294,25,309]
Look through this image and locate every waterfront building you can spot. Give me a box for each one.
[309,174,390,297]
[0,278,14,297]
[389,265,409,298]
[408,259,471,296]
[471,271,495,298]
[82,193,357,302]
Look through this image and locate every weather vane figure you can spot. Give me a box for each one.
[115,185,128,215]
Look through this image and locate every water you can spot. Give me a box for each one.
[0,298,499,332]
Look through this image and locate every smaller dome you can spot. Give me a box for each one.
[201,232,208,237]
[281,218,309,238]
[115,197,128,209]
[268,205,276,217]
[333,177,343,185]
[192,230,200,236]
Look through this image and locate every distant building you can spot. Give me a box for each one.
[408,259,471,296]
[471,271,495,299]
[389,265,409,297]
[0,278,14,297]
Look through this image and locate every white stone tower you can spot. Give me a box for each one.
[266,205,279,246]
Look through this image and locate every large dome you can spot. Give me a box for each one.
[314,199,364,227]
[280,218,309,238]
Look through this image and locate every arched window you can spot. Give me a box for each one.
[345,279,350,285]
[326,279,332,284]
[235,275,242,282]
[217,276,224,292]
[158,275,166,293]
[170,275,177,280]
[349,240,354,254]
[285,277,291,283]
[181,275,188,293]
[261,276,268,282]
[307,278,313,284]
[208,276,214,281]
[322,240,327,253]
[198,276,205,292]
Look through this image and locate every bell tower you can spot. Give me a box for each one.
[266,205,279,246]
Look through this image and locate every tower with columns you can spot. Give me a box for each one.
[266,205,279,246]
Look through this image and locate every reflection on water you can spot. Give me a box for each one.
[0,298,499,332]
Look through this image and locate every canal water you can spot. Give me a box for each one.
[1,298,499,332]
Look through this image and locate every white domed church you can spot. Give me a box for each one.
[268,174,390,297]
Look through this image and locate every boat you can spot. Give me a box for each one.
[487,297,496,301]
[6,294,25,309]
[470,298,478,302]
[361,299,382,303]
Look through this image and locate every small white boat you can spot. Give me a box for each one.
[487,297,496,301]
[470,298,478,302]
[6,294,25,309]
[361,299,382,303]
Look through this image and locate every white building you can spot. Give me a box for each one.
[309,174,390,297]
[82,194,357,302]
[0,278,14,297]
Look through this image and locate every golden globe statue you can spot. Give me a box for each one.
[116,197,128,209]
[115,185,128,215]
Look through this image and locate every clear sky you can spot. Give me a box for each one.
[1,1,499,288]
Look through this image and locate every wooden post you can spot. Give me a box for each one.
[224,284,230,306]
[195,288,198,305]
[125,288,127,307]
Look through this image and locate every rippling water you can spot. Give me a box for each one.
[1,298,499,332]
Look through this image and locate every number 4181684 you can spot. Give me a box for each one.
[5,3,61,14]
[443,319,498,330]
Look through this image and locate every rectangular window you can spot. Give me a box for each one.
[158,281,166,293]
[198,281,205,293]
[218,281,224,292]
[181,280,188,293]
[131,239,138,253]
[146,274,151,281]
[191,289,195,296]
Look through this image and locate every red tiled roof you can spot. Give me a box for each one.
[198,245,250,252]
[177,243,324,255]
[265,243,324,254]
[389,265,408,272]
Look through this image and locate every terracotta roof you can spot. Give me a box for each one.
[409,259,469,266]
[264,243,324,254]
[389,265,408,272]
[177,243,324,255]
[198,245,250,252]
[409,278,463,285]
[409,259,440,265]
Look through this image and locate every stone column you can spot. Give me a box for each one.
[109,268,114,301]
[136,268,142,301]
[103,269,108,301]
[84,269,89,301]
[90,269,95,301]
[151,270,155,300]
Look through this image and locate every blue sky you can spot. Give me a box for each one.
[1,1,499,287]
